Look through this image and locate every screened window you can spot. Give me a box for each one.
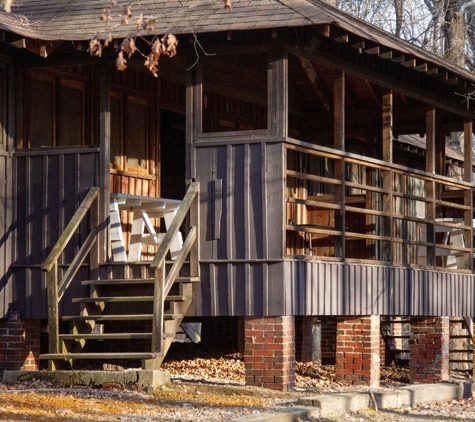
[26,72,86,148]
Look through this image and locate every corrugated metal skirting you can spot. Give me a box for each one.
[198,260,475,317]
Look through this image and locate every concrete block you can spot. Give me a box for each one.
[461,380,475,398]
[137,370,170,388]
[398,383,463,407]
[3,369,169,389]
[298,393,370,417]
[223,407,318,422]
[372,390,412,409]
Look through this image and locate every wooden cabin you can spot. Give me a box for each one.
[0,0,475,390]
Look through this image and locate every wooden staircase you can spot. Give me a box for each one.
[380,316,411,366]
[381,316,475,371]
[449,317,474,370]
[39,183,200,370]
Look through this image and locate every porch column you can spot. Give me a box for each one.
[244,316,295,391]
[410,316,449,383]
[98,60,111,262]
[334,70,345,259]
[463,119,473,270]
[335,315,380,387]
[382,89,393,262]
[425,107,436,267]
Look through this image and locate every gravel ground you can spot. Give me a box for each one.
[0,350,474,421]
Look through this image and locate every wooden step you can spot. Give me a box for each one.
[72,297,153,303]
[449,359,473,363]
[40,352,161,360]
[72,295,192,304]
[61,314,182,322]
[59,333,175,340]
[450,349,474,353]
[60,333,152,340]
[82,276,200,286]
[450,335,472,339]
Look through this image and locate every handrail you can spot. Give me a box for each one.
[150,182,200,356]
[41,186,100,369]
[286,138,475,189]
[42,187,100,272]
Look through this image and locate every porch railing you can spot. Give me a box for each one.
[41,186,100,363]
[285,141,474,272]
[150,182,200,354]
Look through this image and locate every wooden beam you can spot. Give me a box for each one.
[334,34,349,43]
[382,89,393,163]
[365,81,381,107]
[402,58,417,67]
[379,51,393,59]
[426,107,436,174]
[365,46,380,55]
[464,119,473,183]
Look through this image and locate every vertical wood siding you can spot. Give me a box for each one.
[0,152,13,317]
[12,148,99,319]
[195,140,285,316]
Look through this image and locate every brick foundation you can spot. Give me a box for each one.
[410,316,449,383]
[335,315,380,387]
[244,316,295,391]
[0,319,41,372]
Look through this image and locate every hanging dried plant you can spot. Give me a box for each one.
[104,32,113,47]
[160,34,178,58]
[116,51,127,71]
[221,0,232,9]
[110,0,117,5]
[100,8,111,25]
[120,37,136,58]
[136,12,143,30]
[145,52,159,77]
[143,18,156,31]
[120,4,132,25]
[88,36,102,57]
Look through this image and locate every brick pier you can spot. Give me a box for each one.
[244,316,295,391]
[410,316,449,383]
[335,315,380,387]
[0,319,41,372]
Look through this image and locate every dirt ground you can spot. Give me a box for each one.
[0,348,474,421]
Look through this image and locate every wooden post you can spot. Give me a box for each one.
[186,56,201,183]
[463,119,473,270]
[268,45,288,138]
[425,107,436,267]
[98,60,111,263]
[334,70,345,259]
[47,262,60,370]
[152,265,165,355]
[190,185,200,279]
[382,89,393,263]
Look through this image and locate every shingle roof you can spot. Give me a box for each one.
[1,0,474,83]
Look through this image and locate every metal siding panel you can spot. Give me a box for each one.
[268,262,285,315]
[252,263,264,315]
